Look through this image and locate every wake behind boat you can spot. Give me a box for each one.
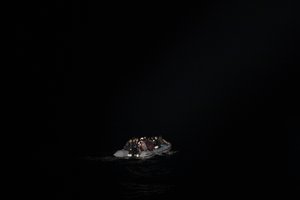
[114,136,171,159]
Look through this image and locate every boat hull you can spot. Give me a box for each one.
[113,143,171,159]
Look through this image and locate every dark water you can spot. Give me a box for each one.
[60,150,227,200]
[71,152,182,199]
[60,147,252,200]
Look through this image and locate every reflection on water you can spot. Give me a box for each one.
[119,181,173,199]
[84,151,178,199]
[85,150,178,162]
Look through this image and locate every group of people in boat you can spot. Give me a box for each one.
[123,136,168,154]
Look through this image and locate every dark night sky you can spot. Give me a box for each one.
[17,0,299,198]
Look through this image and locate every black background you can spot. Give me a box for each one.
[17,1,299,199]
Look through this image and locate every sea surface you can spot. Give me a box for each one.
[40,132,271,200]
[58,149,229,200]
[73,151,183,199]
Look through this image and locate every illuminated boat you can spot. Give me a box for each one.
[113,136,171,159]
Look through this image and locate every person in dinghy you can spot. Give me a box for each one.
[113,136,171,159]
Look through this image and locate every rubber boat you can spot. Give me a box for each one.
[113,136,171,159]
